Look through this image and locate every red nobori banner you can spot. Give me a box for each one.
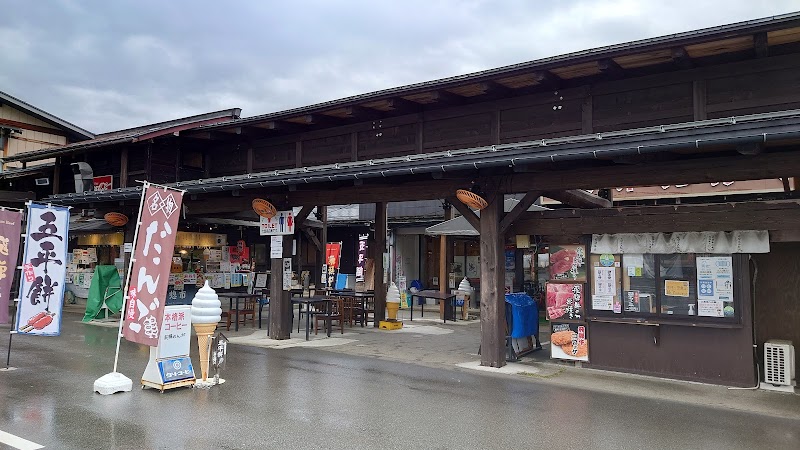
[123,184,184,347]
[0,209,23,324]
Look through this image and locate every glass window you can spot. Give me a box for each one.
[590,253,736,322]
[623,254,657,314]
[660,254,697,316]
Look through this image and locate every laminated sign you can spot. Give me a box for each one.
[123,184,184,347]
[17,203,70,336]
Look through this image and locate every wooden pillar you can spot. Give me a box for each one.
[52,156,60,195]
[269,234,293,339]
[373,202,387,325]
[439,202,454,318]
[120,147,129,188]
[320,206,327,288]
[479,191,505,367]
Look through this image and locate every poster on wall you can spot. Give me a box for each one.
[549,245,586,281]
[697,256,734,318]
[546,283,583,321]
[593,266,616,296]
[122,184,184,347]
[550,322,589,362]
[0,209,22,325]
[16,203,70,336]
[466,256,479,278]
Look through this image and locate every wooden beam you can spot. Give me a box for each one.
[429,90,467,105]
[581,95,593,134]
[253,121,306,134]
[509,200,800,236]
[598,58,624,78]
[671,47,694,70]
[339,106,384,121]
[294,205,315,226]
[0,118,67,136]
[533,71,561,89]
[499,191,541,235]
[692,80,707,121]
[479,190,505,367]
[447,195,481,233]
[546,189,612,209]
[754,32,769,58]
[385,97,424,114]
[300,226,322,252]
[288,114,345,127]
[781,177,791,193]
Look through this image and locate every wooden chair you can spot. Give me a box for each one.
[226,295,257,331]
[314,298,344,335]
[339,296,356,327]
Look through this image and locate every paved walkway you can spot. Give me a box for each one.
[74,302,800,420]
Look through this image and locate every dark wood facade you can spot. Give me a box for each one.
[7,15,800,382]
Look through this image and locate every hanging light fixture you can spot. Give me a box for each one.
[251,198,277,218]
[455,183,488,210]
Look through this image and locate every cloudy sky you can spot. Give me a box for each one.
[1,1,797,134]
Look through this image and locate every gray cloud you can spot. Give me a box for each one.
[0,0,796,133]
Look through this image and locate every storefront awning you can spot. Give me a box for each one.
[425,199,549,236]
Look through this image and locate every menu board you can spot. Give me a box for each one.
[590,253,622,314]
[696,256,734,317]
[549,245,586,281]
[546,283,583,321]
[551,322,589,362]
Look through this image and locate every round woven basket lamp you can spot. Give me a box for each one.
[104,212,129,227]
[252,198,277,218]
[455,189,488,210]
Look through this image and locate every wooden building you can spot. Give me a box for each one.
[7,13,800,386]
[0,90,95,203]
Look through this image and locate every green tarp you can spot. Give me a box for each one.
[82,265,123,322]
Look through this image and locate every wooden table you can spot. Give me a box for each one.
[291,297,332,340]
[218,292,259,332]
[410,290,458,323]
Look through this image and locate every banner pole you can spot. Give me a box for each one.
[3,208,27,371]
[112,182,149,374]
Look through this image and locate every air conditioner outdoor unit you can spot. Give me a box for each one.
[760,340,796,393]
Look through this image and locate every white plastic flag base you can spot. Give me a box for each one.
[94,372,133,395]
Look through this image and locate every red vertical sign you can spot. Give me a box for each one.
[0,210,23,324]
[324,242,342,287]
[123,185,184,346]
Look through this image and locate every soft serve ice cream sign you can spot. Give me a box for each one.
[191,281,222,384]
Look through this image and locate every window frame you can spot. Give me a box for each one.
[588,252,741,325]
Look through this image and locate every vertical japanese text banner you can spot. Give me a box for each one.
[355,234,368,283]
[324,242,342,287]
[16,204,69,335]
[0,209,23,324]
[123,185,184,347]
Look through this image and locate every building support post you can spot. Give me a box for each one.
[479,191,505,367]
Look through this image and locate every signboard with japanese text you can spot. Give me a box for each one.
[356,234,368,282]
[551,322,589,362]
[549,245,586,281]
[259,210,295,235]
[92,175,113,192]
[123,184,184,347]
[16,203,70,336]
[546,283,583,321]
[324,242,342,287]
[0,209,22,324]
[157,306,192,359]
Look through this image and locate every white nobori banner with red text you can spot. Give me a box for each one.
[122,184,184,347]
[16,203,70,336]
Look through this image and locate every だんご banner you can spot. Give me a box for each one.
[122,184,184,347]
[16,203,70,335]
[0,209,23,324]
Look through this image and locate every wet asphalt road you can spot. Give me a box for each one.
[1,318,799,450]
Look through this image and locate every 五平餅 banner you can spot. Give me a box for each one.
[123,184,184,347]
[16,203,69,335]
[0,209,23,324]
